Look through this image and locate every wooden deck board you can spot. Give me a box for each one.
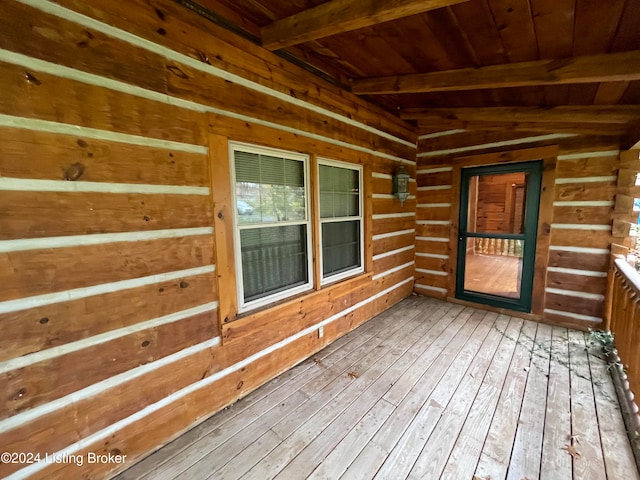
[540,327,573,479]
[115,296,639,480]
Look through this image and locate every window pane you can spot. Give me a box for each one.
[240,225,308,302]
[235,150,306,224]
[319,164,359,218]
[467,171,528,234]
[322,220,361,277]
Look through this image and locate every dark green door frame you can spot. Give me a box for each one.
[455,161,543,312]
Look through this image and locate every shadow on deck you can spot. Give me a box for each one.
[116,295,639,480]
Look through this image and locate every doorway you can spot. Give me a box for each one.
[455,161,542,312]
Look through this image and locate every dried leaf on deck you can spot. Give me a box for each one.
[347,371,359,379]
[562,444,581,458]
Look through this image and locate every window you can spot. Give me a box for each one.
[319,159,364,284]
[231,142,312,312]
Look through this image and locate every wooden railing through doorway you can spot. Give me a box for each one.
[472,237,523,257]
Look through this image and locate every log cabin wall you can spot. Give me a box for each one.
[0,0,417,478]
[414,131,622,329]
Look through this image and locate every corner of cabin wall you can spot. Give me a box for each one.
[0,1,418,478]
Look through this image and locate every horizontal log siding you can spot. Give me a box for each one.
[0,0,417,478]
[415,129,621,326]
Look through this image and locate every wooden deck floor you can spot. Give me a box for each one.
[116,296,639,480]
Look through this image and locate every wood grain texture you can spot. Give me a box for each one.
[354,51,640,94]
[554,181,617,201]
[261,0,470,50]
[49,0,416,143]
[34,331,324,480]
[555,154,619,178]
[372,216,416,236]
[374,248,415,275]
[0,235,214,301]
[0,191,211,239]
[548,250,609,272]
[0,272,216,362]
[0,0,168,93]
[552,205,612,225]
[0,127,208,186]
[0,311,218,419]
[0,341,222,477]
[545,292,605,318]
[373,231,415,255]
[168,61,415,161]
[0,60,207,146]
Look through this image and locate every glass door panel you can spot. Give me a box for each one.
[463,237,524,298]
[456,161,542,312]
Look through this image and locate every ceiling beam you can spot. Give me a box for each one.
[402,106,640,124]
[352,50,640,94]
[261,0,471,51]
[415,120,627,136]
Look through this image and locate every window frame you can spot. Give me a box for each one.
[317,158,365,285]
[229,141,313,313]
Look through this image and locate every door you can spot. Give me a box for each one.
[456,161,542,312]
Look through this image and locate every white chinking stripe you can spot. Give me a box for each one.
[416,268,447,276]
[0,337,221,433]
[0,227,213,253]
[372,194,416,200]
[550,245,609,254]
[372,172,393,179]
[372,172,416,183]
[372,212,415,220]
[7,276,414,479]
[415,284,448,294]
[372,229,415,241]
[557,150,620,161]
[417,220,450,225]
[0,177,210,195]
[417,185,452,191]
[0,265,215,315]
[372,245,414,261]
[0,113,207,153]
[555,176,617,184]
[372,262,415,280]
[416,252,449,259]
[0,48,413,165]
[547,266,607,277]
[416,236,449,242]
[15,0,416,151]
[553,201,614,207]
[551,224,611,231]
[0,301,218,375]
[544,308,602,323]
[417,166,453,174]
[417,203,452,208]
[545,288,604,301]
[417,133,576,157]
[418,129,466,140]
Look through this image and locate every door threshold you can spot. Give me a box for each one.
[446,296,542,322]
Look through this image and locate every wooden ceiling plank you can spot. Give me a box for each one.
[403,106,640,123]
[261,0,472,50]
[530,0,575,106]
[611,0,640,53]
[593,82,630,106]
[573,0,626,56]
[351,50,640,94]
[486,0,538,63]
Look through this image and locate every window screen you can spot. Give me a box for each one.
[319,162,363,281]
[233,145,310,308]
